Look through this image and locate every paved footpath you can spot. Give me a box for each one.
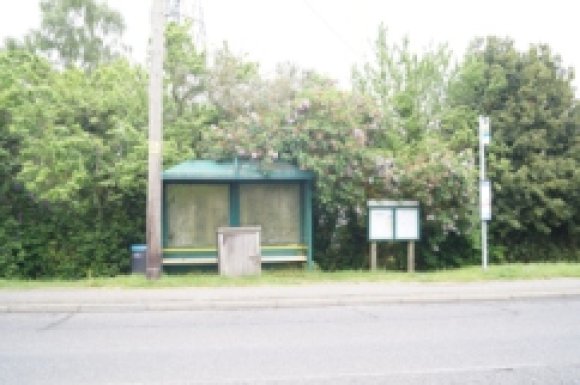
[1,278,580,313]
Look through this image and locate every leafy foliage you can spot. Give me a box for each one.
[352,26,478,269]
[163,21,215,165]
[352,23,452,148]
[30,0,126,70]
[198,60,378,268]
[1,13,578,278]
[0,48,147,278]
[448,37,579,261]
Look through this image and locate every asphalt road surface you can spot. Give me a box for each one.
[1,298,580,384]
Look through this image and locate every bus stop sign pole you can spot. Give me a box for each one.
[479,116,491,270]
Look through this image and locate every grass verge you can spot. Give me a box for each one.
[1,263,580,289]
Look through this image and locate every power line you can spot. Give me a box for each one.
[301,0,358,56]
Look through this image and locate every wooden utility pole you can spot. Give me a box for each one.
[146,0,165,280]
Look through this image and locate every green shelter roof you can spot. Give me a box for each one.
[163,159,314,181]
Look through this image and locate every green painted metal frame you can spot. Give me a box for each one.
[229,183,240,226]
[304,180,313,269]
[162,160,314,269]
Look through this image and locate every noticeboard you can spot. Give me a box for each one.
[368,201,420,241]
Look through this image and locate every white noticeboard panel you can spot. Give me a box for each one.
[368,201,420,241]
[369,208,394,240]
[480,180,492,221]
[395,208,419,240]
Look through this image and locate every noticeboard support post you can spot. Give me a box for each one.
[370,242,377,271]
[407,241,415,273]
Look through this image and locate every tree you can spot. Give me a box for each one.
[197,60,379,268]
[0,49,43,276]
[199,27,480,270]
[30,0,126,70]
[279,79,378,269]
[448,37,579,261]
[0,45,149,278]
[204,42,263,122]
[352,23,452,148]
[163,21,214,164]
[351,24,478,269]
[17,60,148,205]
[0,48,68,277]
[165,21,206,116]
[373,139,478,269]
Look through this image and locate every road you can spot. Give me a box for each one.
[1,298,580,384]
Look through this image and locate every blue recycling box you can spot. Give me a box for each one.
[130,244,147,274]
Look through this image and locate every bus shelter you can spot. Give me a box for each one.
[162,160,314,270]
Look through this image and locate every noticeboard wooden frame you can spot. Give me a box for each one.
[367,200,420,242]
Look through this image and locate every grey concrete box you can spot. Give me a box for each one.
[217,227,261,277]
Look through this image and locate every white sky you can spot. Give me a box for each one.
[0,0,578,94]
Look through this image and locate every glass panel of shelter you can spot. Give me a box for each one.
[166,184,229,248]
[240,184,300,245]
